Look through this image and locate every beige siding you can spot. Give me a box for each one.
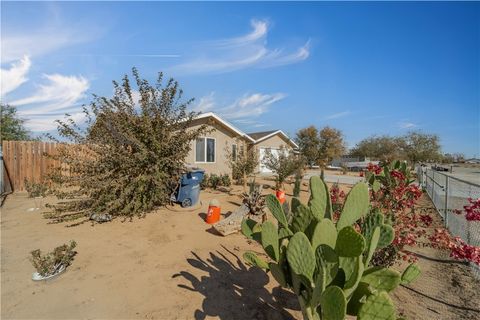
[186,118,248,176]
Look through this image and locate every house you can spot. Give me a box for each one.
[185,112,298,175]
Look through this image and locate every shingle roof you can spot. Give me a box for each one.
[246,130,278,140]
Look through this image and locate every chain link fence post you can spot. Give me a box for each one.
[444,176,449,228]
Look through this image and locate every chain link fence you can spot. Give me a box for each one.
[417,167,480,278]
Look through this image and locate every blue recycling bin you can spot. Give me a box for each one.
[174,169,205,207]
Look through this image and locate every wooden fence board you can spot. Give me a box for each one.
[1,141,65,192]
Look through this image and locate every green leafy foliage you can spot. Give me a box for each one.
[30,240,77,277]
[262,146,303,189]
[0,104,32,142]
[24,178,49,198]
[241,176,419,320]
[44,68,208,224]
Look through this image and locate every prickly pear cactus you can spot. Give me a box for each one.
[240,176,420,320]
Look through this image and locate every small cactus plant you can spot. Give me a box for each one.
[241,176,420,320]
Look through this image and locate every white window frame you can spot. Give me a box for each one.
[195,137,216,163]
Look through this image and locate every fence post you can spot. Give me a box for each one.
[444,176,449,228]
[432,170,436,206]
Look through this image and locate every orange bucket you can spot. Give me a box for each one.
[206,200,221,224]
[276,190,286,204]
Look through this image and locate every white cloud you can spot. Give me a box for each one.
[324,111,351,120]
[0,55,31,97]
[11,74,89,115]
[212,19,268,48]
[4,73,90,132]
[1,27,99,64]
[25,112,86,132]
[193,92,216,112]
[193,91,286,129]
[398,121,418,129]
[171,19,310,75]
[219,92,287,119]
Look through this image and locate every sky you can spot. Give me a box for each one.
[1,1,479,157]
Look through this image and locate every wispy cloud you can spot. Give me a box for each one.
[0,55,31,97]
[2,27,101,64]
[2,56,90,131]
[11,74,89,115]
[193,91,286,129]
[171,19,310,75]
[25,112,86,132]
[219,92,287,119]
[193,92,216,113]
[324,111,351,120]
[398,121,418,129]
[1,3,104,63]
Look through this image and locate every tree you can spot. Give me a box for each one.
[46,68,208,224]
[225,141,259,191]
[0,104,31,141]
[295,126,320,167]
[262,146,303,189]
[350,135,405,162]
[318,126,346,170]
[402,131,441,166]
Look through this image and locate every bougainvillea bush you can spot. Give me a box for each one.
[46,68,207,224]
[363,161,480,266]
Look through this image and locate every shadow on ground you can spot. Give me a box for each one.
[173,245,299,320]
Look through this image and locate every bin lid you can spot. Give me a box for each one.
[184,166,205,173]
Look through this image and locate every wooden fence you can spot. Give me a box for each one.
[1,141,61,192]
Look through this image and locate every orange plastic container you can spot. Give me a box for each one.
[206,205,221,224]
[276,190,286,204]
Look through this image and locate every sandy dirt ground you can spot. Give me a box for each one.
[1,178,479,319]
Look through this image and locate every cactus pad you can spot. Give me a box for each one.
[320,286,347,320]
[358,291,396,320]
[266,194,288,228]
[261,221,279,261]
[269,262,288,287]
[361,267,401,292]
[243,251,269,270]
[316,244,339,288]
[241,218,258,239]
[287,232,316,281]
[308,176,328,221]
[278,227,293,239]
[364,227,381,266]
[335,226,366,257]
[344,257,364,297]
[311,218,338,250]
[346,282,371,316]
[337,182,369,230]
[340,256,363,291]
[378,224,395,248]
[291,204,313,233]
[401,263,421,285]
[363,212,394,249]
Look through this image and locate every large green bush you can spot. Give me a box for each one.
[46,68,207,224]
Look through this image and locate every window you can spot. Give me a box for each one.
[232,144,237,161]
[195,137,215,163]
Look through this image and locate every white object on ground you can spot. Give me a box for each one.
[31,264,66,281]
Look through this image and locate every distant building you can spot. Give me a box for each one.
[331,156,379,171]
[465,158,480,164]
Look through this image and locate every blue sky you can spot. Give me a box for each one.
[1,1,479,157]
